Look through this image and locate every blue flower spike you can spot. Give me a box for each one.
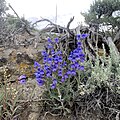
[34,35,86,89]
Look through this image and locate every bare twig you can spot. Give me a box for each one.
[32,18,58,27]
[32,17,67,33]
[42,111,60,120]
[67,16,74,36]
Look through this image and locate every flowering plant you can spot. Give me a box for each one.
[11,33,120,119]
[34,35,87,87]
[33,34,88,115]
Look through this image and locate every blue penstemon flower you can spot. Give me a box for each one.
[33,34,88,89]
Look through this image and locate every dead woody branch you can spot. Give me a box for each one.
[8,4,35,36]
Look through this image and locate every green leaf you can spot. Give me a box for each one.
[0,93,4,101]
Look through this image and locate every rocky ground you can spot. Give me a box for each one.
[0,44,77,120]
[0,34,49,120]
[1,31,120,120]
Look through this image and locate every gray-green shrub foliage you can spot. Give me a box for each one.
[84,38,120,94]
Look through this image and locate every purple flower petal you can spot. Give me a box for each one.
[77,42,82,47]
[51,83,56,89]
[67,70,72,75]
[70,64,75,69]
[51,49,55,54]
[78,65,84,70]
[37,79,44,86]
[53,79,57,84]
[18,75,26,80]
[58,69,62,76]
[47,57,53,64]
[48,38,52,43]
[46,72,52,77]
[76,34,80,40]
[19,79,26,84]
[41,51,47,56]
[47,44,53,49]
[71,70,76,75]
[81,34,89,39]
[57,50,62,55]
[64,74,68,79]
[61,78,65,82]
[54,38,59,43]
[34,61,40,68]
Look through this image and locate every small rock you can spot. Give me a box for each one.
[28,112,39,120]
[16,52,34,65]
[30,102,40,112]
[0,57,7,67]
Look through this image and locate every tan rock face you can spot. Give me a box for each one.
[0,41,44,77]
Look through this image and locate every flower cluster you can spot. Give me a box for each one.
[34,38,67,88]
[68,35,85,72]
[19,34,88,88]
[33,34,88,89]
